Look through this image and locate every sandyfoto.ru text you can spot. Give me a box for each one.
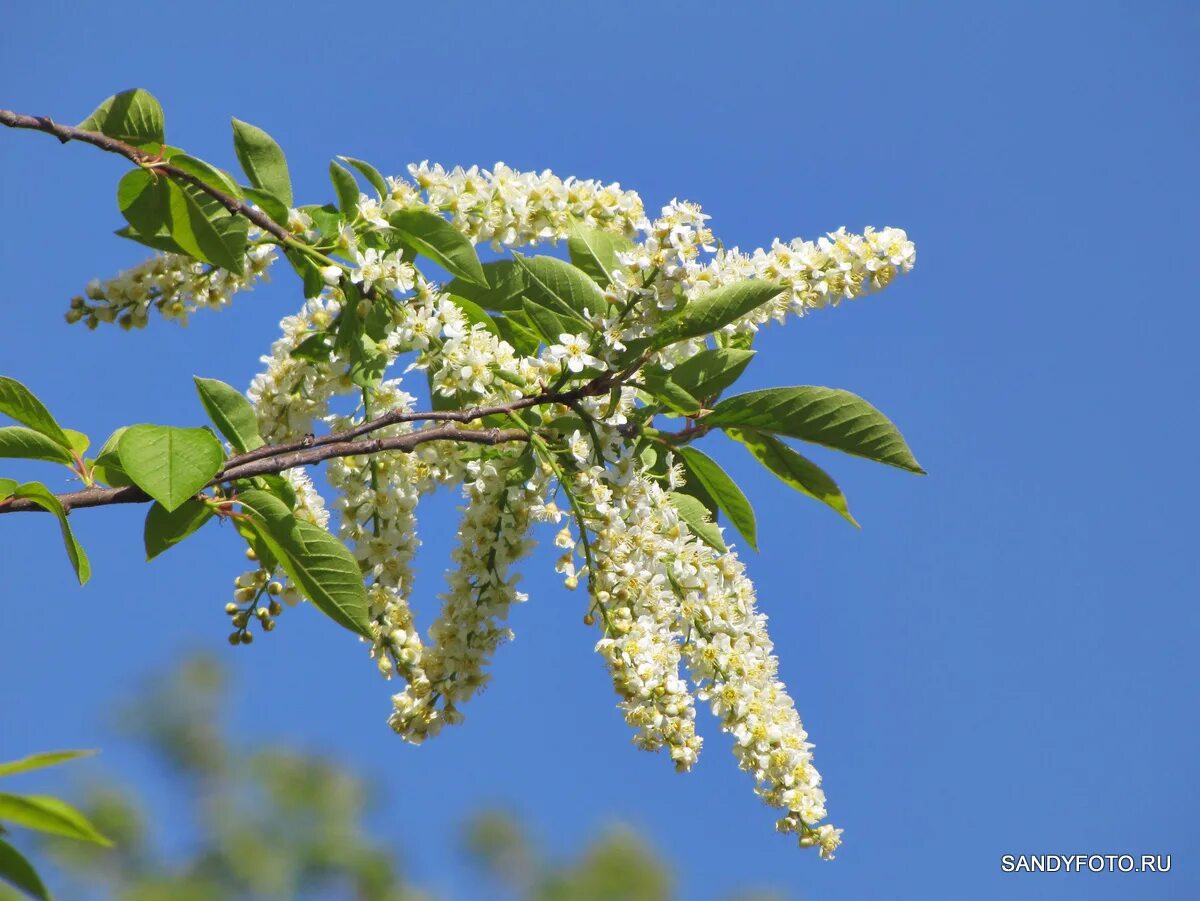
[1001,854,1171,874]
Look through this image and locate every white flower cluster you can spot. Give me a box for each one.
[390,455,543,742]
[67,245,275,329]
[72,156,917,858]
[678,521,841,859]
[565,452,704,771]
[397,161,644,248]
[601,199,915,366]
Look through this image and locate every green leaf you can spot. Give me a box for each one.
[653,281,784,348]
[89,428,132,487]
[237,490,371,637]
[668,492,727,553]
[338,156,388,198]
[347,342,388,389]
[446,260,527,312]
[144,498,214,561]
[0,750,96,778]
[164,181,242,271]
[512,253,604,323]
[728,428,858,526]
[78,89,164,145]
[12,483,90,585]
[567,224,632,287]
[329,160,360,215]
[116,169,168,236]
[705,386,925,474]
[284,248,326,300]
[114,225,184,255]
[240,473,296,509]
[675,446,757,551]
[0,793,112,846]
[639,372,700,416]
[167,153,242,198]
[231,118,292,207]
[664,348,756,400]
[446,296,499,336]
[0,428,74,465]
[242,187,289,226]
[0,837,50,901]
[290,332,333,362]
[520,299,569,346]
[193,377,264,453]
[117,425,225,512]
[63,430,89,456]
[0,377,71,449]
[492,311,541,356]
[388,209,487,287]
[0,478,16,501]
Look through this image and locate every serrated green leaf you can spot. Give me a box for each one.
[290,332,333,361]
[240,473,296,509]
[728,428,858,526]
[446,295,499,335]
[89,428,132,487]
[640,371,700,416]
[492,311,541,356]
[338,156,388,198]
[329,160,360,215]
[0,837,50,901]
[78,89,164,146]
[664,348,756,400]
[512,253,603,324]
[231,118,292,207]
[653,281,784,348]
[676,446,757,551]
[705,386,925,474]
[10,483,90,585]
[668,491,727,553]
[242,187,289,226]
[117,425,225,512]
[193,377,264,453]
[303,204,342,241]
[116,168,168,236]
[567,223,632,287]
[446,260,527,312]
[0,378,71,449]
[164,181,242,271]
[0,428,74,465]
[0,749,96,778]
[388,209,487,287]
[284,248,326,300]
[144,498,214,561]
[520,299,569,346]
[167,153,242,198]
[0,793,112,846]
[237,490,370,637]
[63,430,89,456]
[113,225,184,255]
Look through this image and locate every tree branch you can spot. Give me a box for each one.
[0,108,295,246]
[0,424,527,515]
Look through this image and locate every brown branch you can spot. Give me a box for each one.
[0,109,296,246]
[0,424,527,515]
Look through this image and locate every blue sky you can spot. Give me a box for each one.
[1,2,1197,898]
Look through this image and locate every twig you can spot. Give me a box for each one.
[0,425,526,515]
[0,108,294,246]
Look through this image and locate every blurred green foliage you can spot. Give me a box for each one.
[1,655,781,901]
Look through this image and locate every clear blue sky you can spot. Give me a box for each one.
[1,2,1197,898]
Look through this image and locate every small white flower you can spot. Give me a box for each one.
[548,333,602,373]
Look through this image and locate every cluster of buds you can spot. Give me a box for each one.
[223,560,287,645]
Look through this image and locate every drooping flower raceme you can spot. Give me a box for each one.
[73,157,916,860]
